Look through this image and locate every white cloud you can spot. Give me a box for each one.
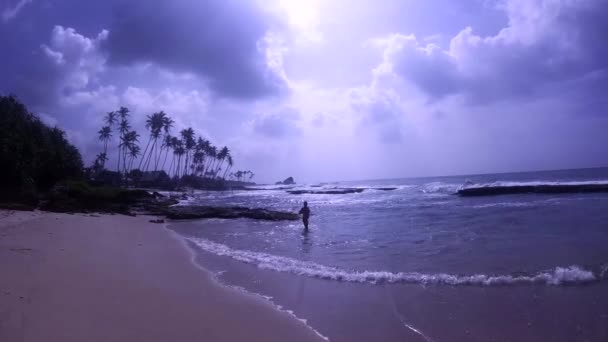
[1,0,32,22]
[373,0,608,103]
[41,26,109,92]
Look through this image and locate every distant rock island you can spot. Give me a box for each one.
[276,177,295,185]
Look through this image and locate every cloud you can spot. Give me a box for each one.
[375,0,608,104]
[1,0,32,22]
[42,26,109,92]
[103,0,287,99]
[350,87,405,144]
[252,107,301,138]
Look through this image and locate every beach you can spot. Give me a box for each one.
[0,210,325,342]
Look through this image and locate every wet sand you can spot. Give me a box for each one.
[0,210,325,342]
[179,228,608,342]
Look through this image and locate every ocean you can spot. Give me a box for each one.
[169,167,608,341]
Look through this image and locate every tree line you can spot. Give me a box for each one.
[0,95,83,199]
[92,107,254,182]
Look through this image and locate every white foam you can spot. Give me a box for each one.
[227,284,330,341]
[186,237,597,286]
[464,180,608,189]
[473,202,534,209]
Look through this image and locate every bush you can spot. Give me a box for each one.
[0,95,83,199]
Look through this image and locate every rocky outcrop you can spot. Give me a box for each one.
[288,188,365,195]
[165,206,299,221]
[276,177,296,185]
[458,184,608,196]
[287,187,397,195]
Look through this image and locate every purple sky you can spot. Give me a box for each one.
[1,0,608,183]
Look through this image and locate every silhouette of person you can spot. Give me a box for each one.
[299,201,311,230]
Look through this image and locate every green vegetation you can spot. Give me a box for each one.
[0,95,83,203]
[92,107,254,187]
[40,180,154,214]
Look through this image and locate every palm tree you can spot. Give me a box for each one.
[97,126,112,169]
[139,112,164,171]
[204,144,217,178]
[120,130,139,173]
[127,144,141,173]
[104,111,117,128]
[222,154,233,179]
[117,116,131,173]
[156,114,173,170]
[180,128,195,176]
[192,138,206,177]
[161,134,174,171]
[92,152,107,174]
[110,107,130,174]
[173,139,185,178]
[215,146,229,177]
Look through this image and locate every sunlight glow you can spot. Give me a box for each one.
[277,0,323,43]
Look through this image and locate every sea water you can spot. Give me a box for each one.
[169,167,608,341]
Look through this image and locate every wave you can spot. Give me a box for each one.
[473,202,535,209]
[185,237,599,286]
[470,180,608,187]
[418,182,463,194]
[459,182,608,197]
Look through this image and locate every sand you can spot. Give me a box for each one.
[0,210,325,342]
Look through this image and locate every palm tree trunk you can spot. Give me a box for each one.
[162,148,170,172]
[169,155,175,177]
[116,142,121,173]
[144,139,156,172]
[138,136,153,170]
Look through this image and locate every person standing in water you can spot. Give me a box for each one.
[299,201,311,230]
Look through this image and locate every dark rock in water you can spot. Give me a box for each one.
[151,191,165,198]
[166,206,299,221]
[149,219,165,224]
[458,184,608,196]
[372,187,398,191]
[288,188,365,195]
[276,177,296,185]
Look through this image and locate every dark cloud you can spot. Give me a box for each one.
[253,108,301,138]
[379,0,608,104]
[103,0,286,99]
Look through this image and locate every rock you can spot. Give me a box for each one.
[457,184,608,196]
[276,177,296,185]
[166,206,299,221]
[287,188,365,195]
[149,219,165,224]
[152,191,165,198]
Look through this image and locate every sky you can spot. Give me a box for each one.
[1,0,608,183]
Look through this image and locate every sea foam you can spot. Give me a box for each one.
[186,237,598,286]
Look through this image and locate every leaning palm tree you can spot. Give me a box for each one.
[215,146,229,176]
[160,134,174,172]
[127,144,141,173]
[120,130,139,174]
[180,128,195,176]
[222,154,233,179]
[155,114,174,170]
[204,144,218,178]
[139,112,164,171]
[116,117,131,173]
[173,140,185,178]
[104,111,117,129]
[97,126,112,169]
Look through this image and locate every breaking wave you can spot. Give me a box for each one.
[186,237,599,286]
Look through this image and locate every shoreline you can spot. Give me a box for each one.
[0,210,325,342]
